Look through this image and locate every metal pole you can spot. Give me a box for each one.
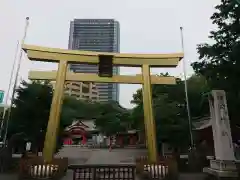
[3,17,30,144]
[180,27,194,147]
[0,41,20,138]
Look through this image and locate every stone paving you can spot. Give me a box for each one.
[56,146,147,164]
[0,172,208,180]
[0,173,17,180]
[85,149,146,164]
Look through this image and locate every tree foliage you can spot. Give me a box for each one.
[131,74,209,148]
[7,80,53,150]
[94,101,132,136]
[6,73,211,151]
[192,0,240,127]
[7,81,107,150]
[7,80,133,150]
[9,81,52,140]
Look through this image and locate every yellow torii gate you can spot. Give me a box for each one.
[22,44,183,163]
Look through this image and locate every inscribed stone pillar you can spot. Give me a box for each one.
[209,90,235,161]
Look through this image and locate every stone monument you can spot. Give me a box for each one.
[203,90,238,179]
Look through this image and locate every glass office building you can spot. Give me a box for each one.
[68,19,120,102]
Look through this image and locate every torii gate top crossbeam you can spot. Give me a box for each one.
[22,44,183,67]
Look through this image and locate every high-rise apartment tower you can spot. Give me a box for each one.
[68,19,120,102]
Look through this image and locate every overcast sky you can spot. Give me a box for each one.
[0,0,219,108]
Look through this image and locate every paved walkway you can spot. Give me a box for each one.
[0,172,207,180]
[0,173,17,180]
[179,173,207,180]
[85,149,146,164]
[56,147,147,164]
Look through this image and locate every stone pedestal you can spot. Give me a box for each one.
[203,160,238,179]
[204,90,238,179]
[210,160,236,171]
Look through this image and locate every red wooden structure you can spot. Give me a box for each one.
[63,120,90,145]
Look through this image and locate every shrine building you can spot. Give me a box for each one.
[63,117,142,147]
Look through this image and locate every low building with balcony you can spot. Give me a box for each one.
[64,81,99,102]
[51,81,99,102]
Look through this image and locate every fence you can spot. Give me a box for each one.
[69,164,136,180]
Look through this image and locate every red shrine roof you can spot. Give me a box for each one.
[64,119,97,133]
[66,120,89,130]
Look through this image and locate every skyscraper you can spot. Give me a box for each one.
[68,19,120,102]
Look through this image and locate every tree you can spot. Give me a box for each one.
[131,74,210,149]
[94,101,132,136]
[187,75,210,118]
[8,80,53,151]
[7,80,101,151]
[61,96,99,127]
[7,80,135,151]
[191,0,240,127]
[130,102,144,130]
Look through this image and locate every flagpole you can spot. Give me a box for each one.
[180,27,194,147]
[0,41,20,139]
[3,17,30,144]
